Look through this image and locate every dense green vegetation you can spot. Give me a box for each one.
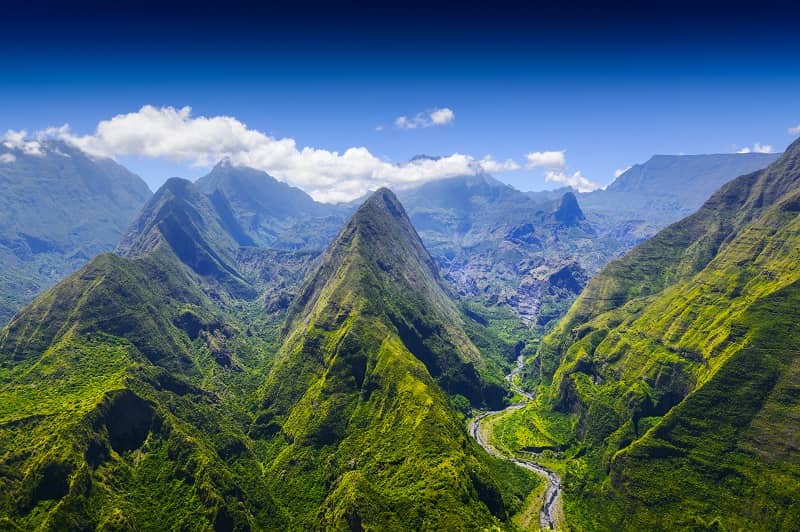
[0,245,288,529]
[0,183,539,529]
[256,189,537,528]
[498,139,800,530]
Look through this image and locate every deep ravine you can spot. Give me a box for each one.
[469,355,563,530]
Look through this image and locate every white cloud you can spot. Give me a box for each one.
[394,107,455,129]
[2,129,43,156]
[0,153,16,163]
[614,166,632,178]
[429,108,455,125]
[40,105,513,203]
[477,156,521,173]
[544,169,600,193]
[789,124,800,136]
[524,150,566,169]
[737,142,774,154]
[523,148,598,191]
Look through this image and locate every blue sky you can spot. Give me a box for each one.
[2,1,799,198]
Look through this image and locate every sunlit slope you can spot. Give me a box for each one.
[257,188,535,529]
[0,182,287,530]
[526,138,800,529]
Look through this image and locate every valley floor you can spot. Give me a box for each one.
[469,356,565,530]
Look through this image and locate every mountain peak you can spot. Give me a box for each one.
[256,183,511,527]
[194,161,334,230]
[336,187,439,284]
[214,156,234,168]
[359,187,406,219]
[367,186,396,200]
[118,178,255,299]
[160,176,194,196]
[280,187,501,407]
[554,191,585,225]
[295,187,437,315]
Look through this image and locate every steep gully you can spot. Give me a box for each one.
[469,355,563,530]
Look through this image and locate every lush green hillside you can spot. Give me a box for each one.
[0,178,292,530]
[498,139,800,529]
[0,184,539,529]
[2,146,783,529]
[256,188,537,528]
[0,141,152,323]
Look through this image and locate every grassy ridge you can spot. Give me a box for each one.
[497,139,800,529]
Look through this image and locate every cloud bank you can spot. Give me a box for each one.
[789,124,800,136]
[15,105,601,199]
[40,105,515,202]
[737,142,774,154]
[544,170,599,192]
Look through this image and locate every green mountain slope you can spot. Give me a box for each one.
[0,141,152,323]
[501,140,800,529]
[118,177,257,300]
[0,180,289,530]
[0,183,538,529]
[255,188,536,528]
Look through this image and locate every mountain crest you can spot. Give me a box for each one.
[118,177,255,299]
[269,187,505,420]
[554,191,585,225]
[193,161,345,249]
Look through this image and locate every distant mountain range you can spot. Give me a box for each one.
[397,175,600,328]
[579,152,780,241]
[0,144,779,333]
[0,141,151,323]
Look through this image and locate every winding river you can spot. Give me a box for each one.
[469,356,563,530]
